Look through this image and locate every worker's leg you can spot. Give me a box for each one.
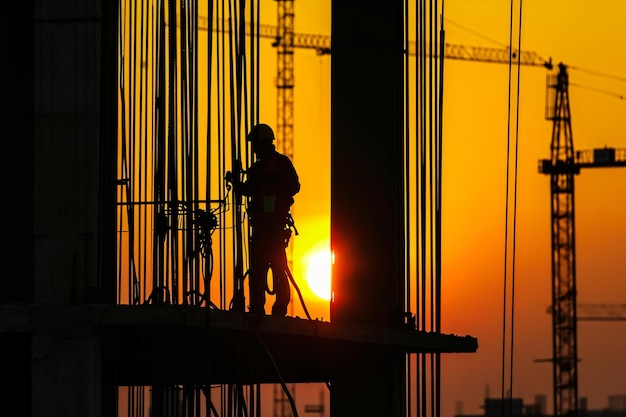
[248,238,268,315]
[270,246,291,316]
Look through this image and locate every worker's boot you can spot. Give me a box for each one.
[271,302,288,317]
[271,275,290,317]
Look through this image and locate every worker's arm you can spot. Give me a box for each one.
[279,155,300,197]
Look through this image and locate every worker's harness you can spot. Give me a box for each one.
[282,212,299,248]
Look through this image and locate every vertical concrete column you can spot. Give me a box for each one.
[330,0,405,329]
[30,1,118,415]
[31,306,102,417]
[33,0,103,304]
[330,1,406,415]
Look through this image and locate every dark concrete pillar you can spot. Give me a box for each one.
[33,0,106,304]
[330,1,405,329]
[330,1,406,415]
[29,0,119,415]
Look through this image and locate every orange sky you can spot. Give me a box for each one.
[252,1,626,416]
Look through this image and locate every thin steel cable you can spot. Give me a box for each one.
[129,0,138,303]
[180,0,193,305]
[508,0,523,410]
[568,65,626,83]
[227,0,243,312]
[436,6,445,417]
[206,0,215,309]
[257,334,300,417]
[418,2,427,415]
[167,0,180,305]
[118,0,128,304]
[403,1,412,415]
[218,0,227,310]
[417,2,432,416]
[431,3,440,417]
[500,0,523,413]
[138,0,149,306]
[403,0,411,318]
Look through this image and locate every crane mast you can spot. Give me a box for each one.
[538,63,626,417]
[275,0,295,161]
[542,62,579,417]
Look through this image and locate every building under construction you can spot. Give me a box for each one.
[3,1,480,416]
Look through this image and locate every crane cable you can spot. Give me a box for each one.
[500,0,523,412]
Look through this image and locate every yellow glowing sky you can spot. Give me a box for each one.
[250,1,625,416]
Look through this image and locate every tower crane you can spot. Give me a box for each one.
[538,62,626,417]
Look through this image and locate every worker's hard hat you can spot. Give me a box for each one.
[247,123,275,143]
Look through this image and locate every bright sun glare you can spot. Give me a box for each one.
[306,250,332,300]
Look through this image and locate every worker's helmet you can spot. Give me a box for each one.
[247,123,275,143]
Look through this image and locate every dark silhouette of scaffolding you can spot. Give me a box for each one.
[5,1,477,416]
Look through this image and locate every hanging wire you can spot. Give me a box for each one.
[403,2,413,417]
[258,335,300,417]
[116,0,238,413]
[413,1,445,417]
[568,65,626,83]
[500,0,523,414]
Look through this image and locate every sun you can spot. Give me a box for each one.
[305,249,332,301]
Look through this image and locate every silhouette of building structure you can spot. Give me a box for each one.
[3,1,477,416]
[455,395,626,417]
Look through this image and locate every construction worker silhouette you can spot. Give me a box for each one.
[235,123,300,316]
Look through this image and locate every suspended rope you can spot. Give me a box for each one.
[500,0,524,412]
